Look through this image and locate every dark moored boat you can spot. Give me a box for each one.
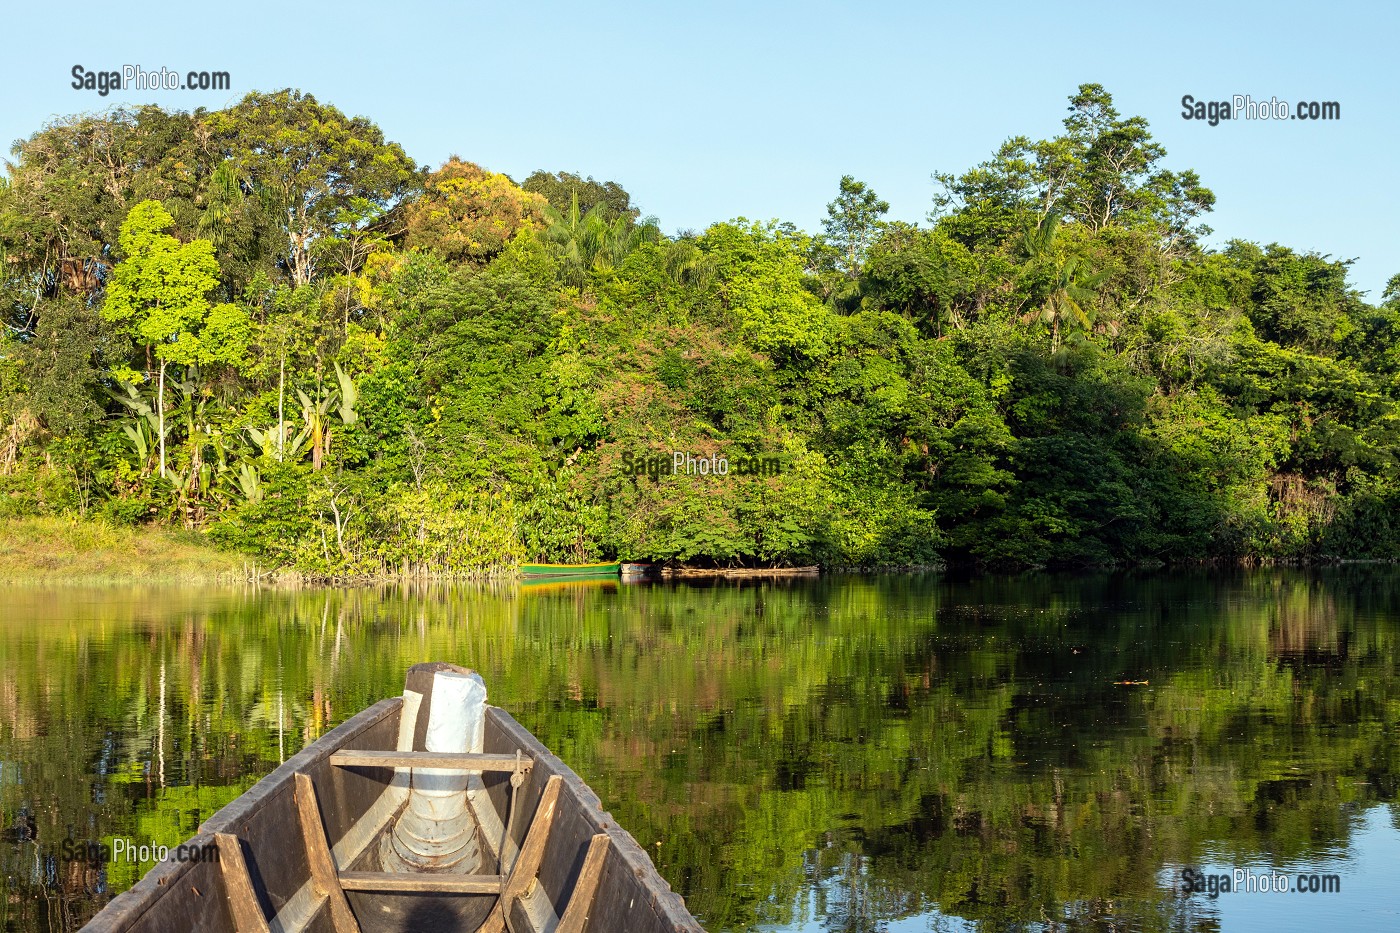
[83,662,703,933]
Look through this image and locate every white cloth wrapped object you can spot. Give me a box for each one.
[380,670,486,873]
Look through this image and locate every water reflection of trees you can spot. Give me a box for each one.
[0,570,1395,931]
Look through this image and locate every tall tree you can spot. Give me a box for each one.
[1,112,140,302]
[931,85,1214,251]
[821,176,889,280]
[541,194,659,289]
[1382,273,1400,309]
[1018,213,1108,350]
[102,200,249,477]
[1059,84,1214,239]
[1227,241,1365,354]
[202,90,420,286]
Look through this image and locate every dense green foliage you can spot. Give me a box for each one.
[2,84,1397,572]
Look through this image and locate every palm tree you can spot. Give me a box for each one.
[542,193,604,287]
[542,194,660,287]
[662,237,717,288]
[592,213,661,273]
[1018,212,1108,350]
[198,163,244,254]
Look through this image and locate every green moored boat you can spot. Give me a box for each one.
[519,560,621,577]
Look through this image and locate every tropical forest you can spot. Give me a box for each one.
[3,83,1398,575]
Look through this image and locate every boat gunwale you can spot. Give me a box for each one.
[82,697,403,931]
[484,706,701,931]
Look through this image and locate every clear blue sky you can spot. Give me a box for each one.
[2,1,1394,299]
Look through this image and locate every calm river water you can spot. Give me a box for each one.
[1,570,1397,932]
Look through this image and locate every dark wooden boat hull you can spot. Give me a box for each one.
[661,565,819,578]
[83,663,702,933]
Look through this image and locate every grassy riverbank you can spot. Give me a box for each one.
[0,517,245,583]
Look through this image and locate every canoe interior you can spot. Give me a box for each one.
[83,663,702,933]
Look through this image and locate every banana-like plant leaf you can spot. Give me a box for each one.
[289,423,313,459]
[235,463,263,503]
[118,422,150,461]
[246,426,270,457]
[334,362,358,425]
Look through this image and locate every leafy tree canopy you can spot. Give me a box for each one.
[405,157,547,266]
[931,84,1215,251]
[521,170,639,221]
[202,90,420,286]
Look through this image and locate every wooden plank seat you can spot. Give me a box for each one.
[214,833,273,933]
[294,773,361,932]
[329,750,534,771]
[338,873,507,894]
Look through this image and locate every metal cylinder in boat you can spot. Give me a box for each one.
[380,670,486,873]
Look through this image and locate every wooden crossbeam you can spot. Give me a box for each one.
[337,872,506,894]
[556,834,610,933]
[293,773,361,933]
[329,751,533,772]
[479,775,563,933]
[214,833,271,933]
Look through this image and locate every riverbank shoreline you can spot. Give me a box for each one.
[0,517,246,584]
[1,516,1393,585]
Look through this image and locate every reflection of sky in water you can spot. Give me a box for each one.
[3,573,1399,932]
[1164,806,1400,932]
[769,806,1400,932]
